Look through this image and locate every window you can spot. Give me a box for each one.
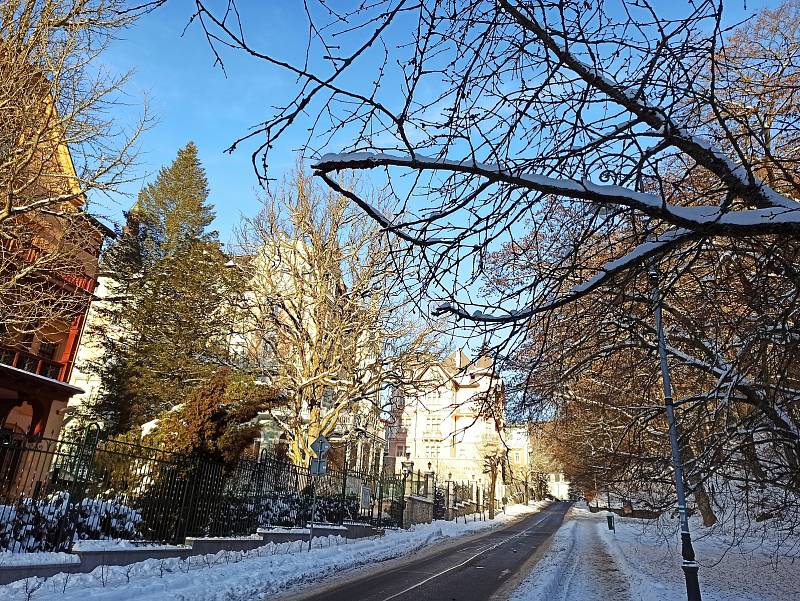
[401,413,411,429]
[425,414,439,432]
[424,445,440,459]
[38,341,59,361]
[554,473,561,482]
[514,451,521,464]
[395,445,405,457]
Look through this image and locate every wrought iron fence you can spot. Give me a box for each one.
[432,477,494,521]
[0,427,404,553]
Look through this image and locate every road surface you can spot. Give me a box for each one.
[284,502,571,601]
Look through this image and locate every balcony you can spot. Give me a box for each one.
[0,345,66,381]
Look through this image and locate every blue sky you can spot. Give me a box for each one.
[95,1,311,241]
[93,0,777,244]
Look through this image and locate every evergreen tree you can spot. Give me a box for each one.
[146,368,283,463]
[89,143,242,433]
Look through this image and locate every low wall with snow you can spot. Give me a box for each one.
[0,523,382,585]
[404,496,433,526]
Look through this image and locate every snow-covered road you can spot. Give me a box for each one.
[511,504,800,601]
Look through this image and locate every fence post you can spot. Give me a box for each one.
[340,465,348,525]
[174,456,197,544]
[61,424,101,551]
[376,478,383,528]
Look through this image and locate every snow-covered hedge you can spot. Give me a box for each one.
[258,492,360,528]
[0,492,143,553]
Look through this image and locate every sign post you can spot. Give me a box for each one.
[308,435,331,551]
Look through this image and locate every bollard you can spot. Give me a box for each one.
[607,514,615,532]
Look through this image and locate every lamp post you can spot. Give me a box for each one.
[400,453,414,529]
[650,261,702,601]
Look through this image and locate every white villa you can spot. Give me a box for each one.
[385,350,504,481]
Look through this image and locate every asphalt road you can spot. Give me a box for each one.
[286,502,571,601]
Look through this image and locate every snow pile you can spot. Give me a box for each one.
[505,500,551,516]
[511,503,800,601]
[0,493,143,553]
[0,504,541,601]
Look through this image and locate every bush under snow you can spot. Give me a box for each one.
[0,493,143,553]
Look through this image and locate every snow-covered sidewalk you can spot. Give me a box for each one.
[1,503,547,601]
[511,504,800,601]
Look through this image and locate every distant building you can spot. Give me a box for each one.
[546,471,570,500]
[505,424,532,471]
[385,350,504,482]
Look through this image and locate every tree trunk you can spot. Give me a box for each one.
[693,484,717,527]
[488,468,497,519]
[683,445,717,526]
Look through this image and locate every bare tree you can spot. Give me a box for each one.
[235,169,438,466]
[479,433,505,519]
[0,0,146,339]
[189,1,800,313]
[187,0,800,534]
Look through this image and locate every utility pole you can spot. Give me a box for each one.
[650,261,702,601]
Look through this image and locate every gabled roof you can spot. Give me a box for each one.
[412,349,498,392]
[441,349,470,374]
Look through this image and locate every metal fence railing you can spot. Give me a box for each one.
[0,426,404,553]
[432,478,496,521]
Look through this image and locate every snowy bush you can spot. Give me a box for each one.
[258,492,359,528]
[0,493,143,553]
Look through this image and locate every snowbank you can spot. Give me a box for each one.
[71,540,180,552]
[511,503,800,601]
[1,504,543,601]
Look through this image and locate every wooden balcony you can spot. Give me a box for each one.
[1,230,98,295]
[0,345,66,382]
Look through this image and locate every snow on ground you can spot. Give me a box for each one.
[511,503,800,601]
[1,502,548,601]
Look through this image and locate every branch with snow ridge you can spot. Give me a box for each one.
[498,0,800,213]
[313,152,800,237]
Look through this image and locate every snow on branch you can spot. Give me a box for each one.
[313,152,800,237]
[424,229,700,324]
[498,0,800,213]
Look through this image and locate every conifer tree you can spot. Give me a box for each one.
[89,143,241,433]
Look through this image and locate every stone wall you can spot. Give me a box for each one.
[403,495,434,526]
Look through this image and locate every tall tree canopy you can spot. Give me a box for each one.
[89,143,241,433]
[236,169,438,466]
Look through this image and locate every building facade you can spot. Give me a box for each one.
[385,350,504,482]
[0,146,111,441]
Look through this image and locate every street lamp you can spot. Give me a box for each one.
[400,454,414,529]
[650,261,702,601]
[602,197,703,601]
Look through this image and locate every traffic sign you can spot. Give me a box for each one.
[310,435,331,456]
[310,458,327,476]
